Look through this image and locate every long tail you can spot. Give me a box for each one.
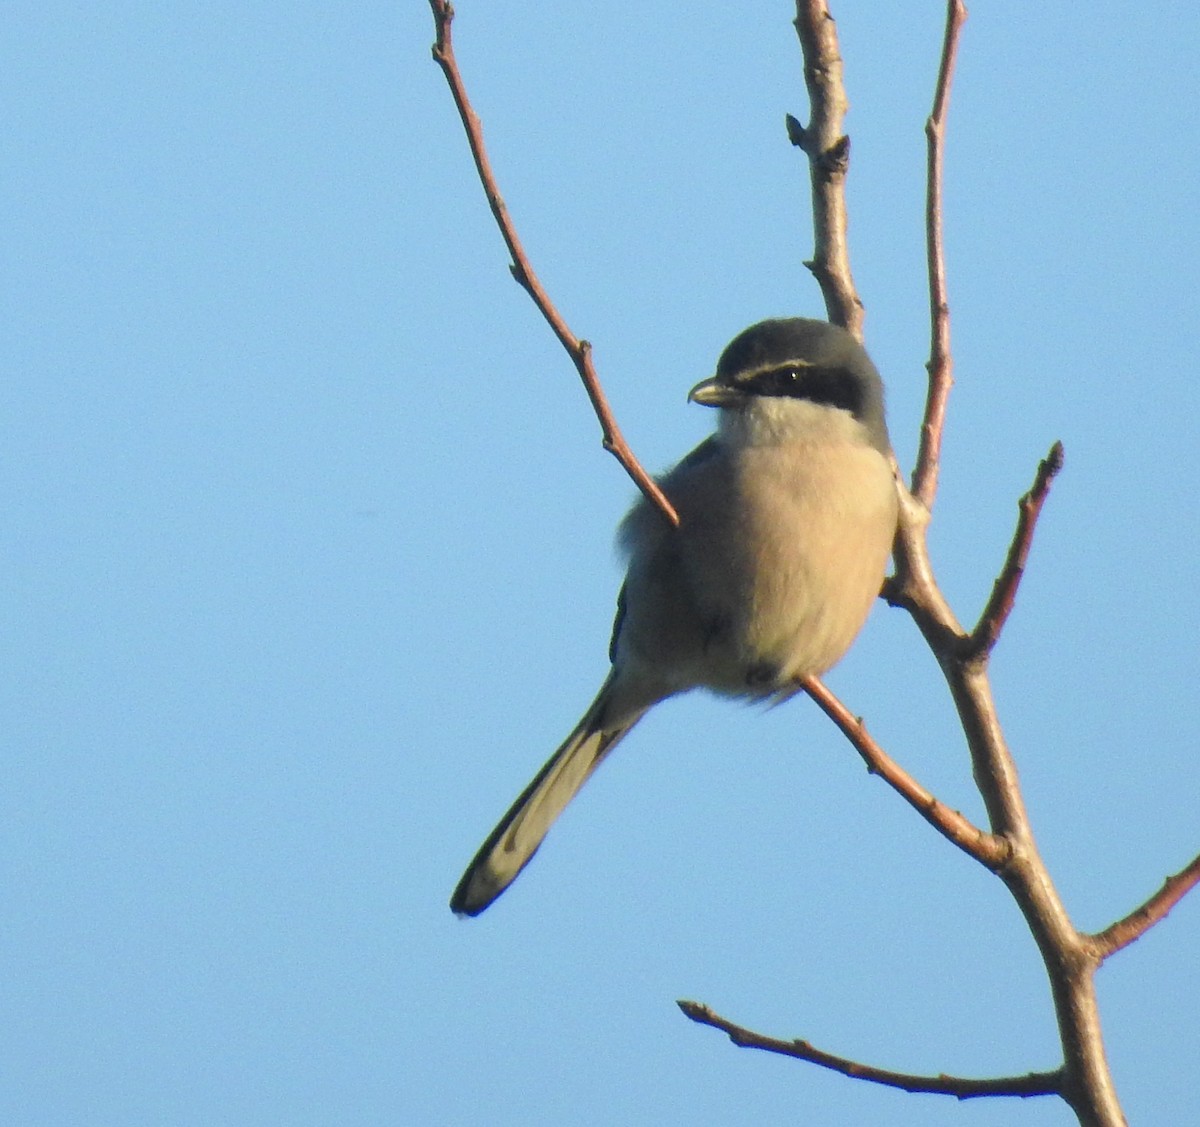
[450,671,645,916]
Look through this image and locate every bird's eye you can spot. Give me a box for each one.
[757,366,804,395]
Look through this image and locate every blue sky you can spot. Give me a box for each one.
[4,3,1198,1125]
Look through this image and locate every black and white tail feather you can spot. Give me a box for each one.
[450,672,647,916]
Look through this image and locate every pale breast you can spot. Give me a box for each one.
[691,437,896,688]
[615,427,897,699]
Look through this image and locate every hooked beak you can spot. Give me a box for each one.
[687,377,744,408]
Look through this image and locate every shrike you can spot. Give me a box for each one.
[451,317,898,916]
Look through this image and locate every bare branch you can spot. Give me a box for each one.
[791,2,861,335]
[1089,850,1200,960]
[801,676,1008,869]
[427,1,679,526]
[677,1000,1062,1100]
[912,0,968,508]
[965,441,1065,658]
[876,5,1128,1121]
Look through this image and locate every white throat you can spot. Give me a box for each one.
[717,397,871,450]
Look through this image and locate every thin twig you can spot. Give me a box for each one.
[912,0,968,508]
[790,2,861,336]
[966,441,1065,658]
[427,1,678,526]
[1089,850,1200,961]
[677,1000,1062,1100]
[802,676,1007,869]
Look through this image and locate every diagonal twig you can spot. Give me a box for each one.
[677,1000,1062,1100]
[1089,850,1200,960]
[965,441,1064,658]
[427,1,678,526]
[802,676,1008,869]
[912,0,968,509]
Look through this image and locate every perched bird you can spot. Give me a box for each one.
[451,317,898,916]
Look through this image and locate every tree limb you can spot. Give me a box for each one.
[677,1000,1062,1100]
[796,5,1133,1123]
[1089,850,1200,961]
[912,0,968,508]
[801,676,1007,869]
[427,1,678,526]
[965,440,1065,658]
[790,2,861,336]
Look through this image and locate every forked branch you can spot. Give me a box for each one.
[688,5,1177,1124]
